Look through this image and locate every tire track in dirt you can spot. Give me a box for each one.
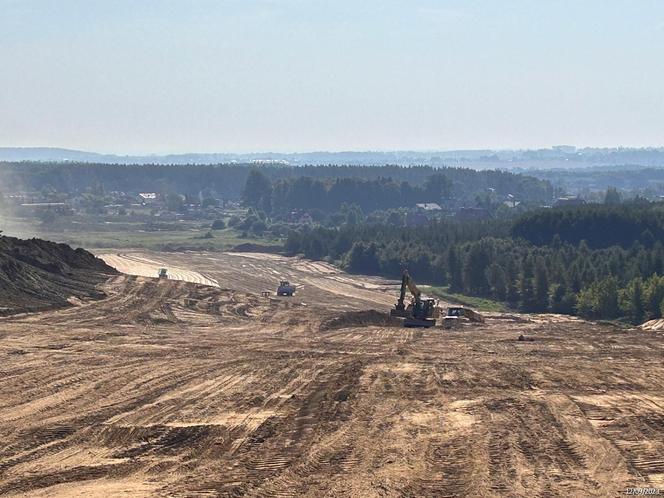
[100,253,219,287]
[1,252,663,496]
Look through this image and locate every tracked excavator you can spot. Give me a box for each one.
[390,270,439,327]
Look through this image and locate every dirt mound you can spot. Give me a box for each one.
[175,283,266,320]
[78,276,271,326]
[641,318,664,331]
[320,309,399,331]
[0,235,116,315]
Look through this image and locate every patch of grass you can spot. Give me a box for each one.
[421,285,507,312]
[2,216,283,252]
[55,228,282,252]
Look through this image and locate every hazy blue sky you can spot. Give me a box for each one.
[1,0,663,153]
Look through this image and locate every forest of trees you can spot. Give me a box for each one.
[0,162,553,207]
[526,166,664,198]
[512,202,664,248]
[241,168,552,215]
[284,202,664,324]
[242,171,455,214]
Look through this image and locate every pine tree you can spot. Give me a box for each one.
[550,283,576,315]
[242,170,272,210]
[534,261,550,312]
[626,278,645,324]
[577,278,619,320]
[597,277,620,320]
[423,174,452,202]
[520,257,537,312]
[463,243,490,295]
[604,187,621,205]
[447,247,463,292]
[505,259,520,305]
[645,275,664,319]
[485,263,507,301]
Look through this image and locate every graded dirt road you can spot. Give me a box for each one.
[1,251,663,497]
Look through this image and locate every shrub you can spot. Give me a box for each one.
[211,219,226,230]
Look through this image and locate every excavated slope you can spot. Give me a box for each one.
[0,235,116,315]
[1,252,663,496]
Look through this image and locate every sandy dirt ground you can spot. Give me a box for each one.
[1,250,663,497]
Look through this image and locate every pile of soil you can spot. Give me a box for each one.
[320,309,399,331]
[0,235,117,315]
[641,318,664,331]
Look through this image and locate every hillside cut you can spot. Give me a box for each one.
[0,235,116,315]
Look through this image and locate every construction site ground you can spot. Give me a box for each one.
[1,250,663,497]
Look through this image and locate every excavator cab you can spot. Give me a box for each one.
[404,297,438,328]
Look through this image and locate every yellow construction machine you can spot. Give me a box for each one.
[442,306,485,329]
[390,270,439,327]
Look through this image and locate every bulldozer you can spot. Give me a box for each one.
[390,270,439,328]
[158,268,168,279]
[442,306,484,329]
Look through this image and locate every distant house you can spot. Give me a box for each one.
[138,193,157,204]
[503,195,520,208]
[502,193,520,208]
[415,203,442,212]
[554,196,586,207]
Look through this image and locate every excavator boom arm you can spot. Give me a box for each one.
[395,270,421,310]
[406,276,421,299]
[391,269,437,327]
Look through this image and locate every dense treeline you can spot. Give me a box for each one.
[285,220,511,278]
[0,162,552,205]
[528,166,664,196]
[286,202,664,324]
[243,168,552,215]
[0,162,251,198]
[245,173,454,214]
[512,202,664,248]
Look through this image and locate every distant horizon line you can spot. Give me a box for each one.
[3,144,664,156]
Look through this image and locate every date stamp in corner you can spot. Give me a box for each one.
[625,488,662,496]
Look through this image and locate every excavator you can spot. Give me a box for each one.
[390,270,439,327]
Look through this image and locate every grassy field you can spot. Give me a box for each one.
[47,227,283,252]
[421,285,507,312]
[0,215,283,252]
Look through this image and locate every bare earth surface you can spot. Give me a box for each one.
[1,250,663,497]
